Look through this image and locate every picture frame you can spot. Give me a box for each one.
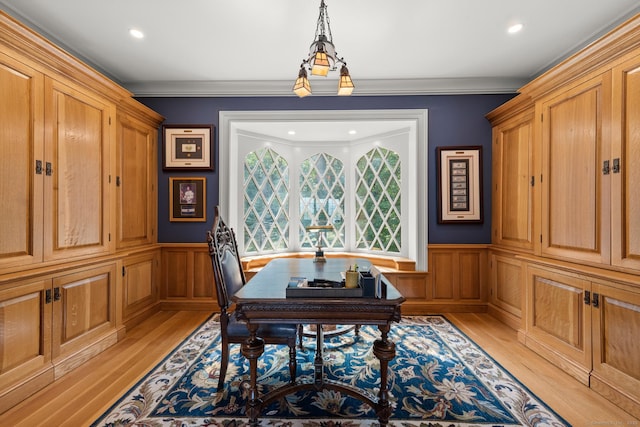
[436,146,483,224]
[163,124,214,170]
[169,177,207,222]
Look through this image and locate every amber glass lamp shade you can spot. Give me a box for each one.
[310,50,331,76]
[293,67,312,97]
[337,65,354,96]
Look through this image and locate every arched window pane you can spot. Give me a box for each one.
[354,147,401,253]
[298,153,346,249]
[243,148,289,252]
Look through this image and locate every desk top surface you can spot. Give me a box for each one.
[233,257,403,303]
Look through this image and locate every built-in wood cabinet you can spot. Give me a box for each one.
[488,13,640,417]
[0,11,163,414]
[0,262,117,414]
[0,48,115,273]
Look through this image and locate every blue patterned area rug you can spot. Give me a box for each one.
[92,315,569,426]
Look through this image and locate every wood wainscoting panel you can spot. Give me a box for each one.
[425,244,489,313]
[160,244,216,311]
[193,250,215,299]
[160,244,490,314]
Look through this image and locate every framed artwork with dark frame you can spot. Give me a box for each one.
[169,177,207,222]
[436,146,483,224]
[163,124,214,170]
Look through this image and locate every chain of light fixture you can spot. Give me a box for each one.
[293,0,354,97]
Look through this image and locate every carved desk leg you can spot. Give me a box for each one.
[373,323,395,426]
[313,324,325,388]
[241,322,264,427]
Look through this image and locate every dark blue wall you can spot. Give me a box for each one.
[136,94,515,245]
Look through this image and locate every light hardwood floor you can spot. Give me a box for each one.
[0,311,637,426]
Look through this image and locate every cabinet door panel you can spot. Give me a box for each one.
[541,74,611,264]
[0,279,52,386]
[611,54,640,270]
[117,115,156,249]
[0,53,44,269]
[492,111,534,251]
[44,78,114,261]
[591,283,640,416]
[52,264,116,359]
[525,265,592,372]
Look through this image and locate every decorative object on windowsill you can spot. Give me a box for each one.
[305,224,334,263]
[292,0,354,97]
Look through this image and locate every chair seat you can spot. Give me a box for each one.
[227,316,298,340]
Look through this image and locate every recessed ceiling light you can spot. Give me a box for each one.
[508,23,523,34]
[288,130,296,135]
[129,28,145,39]
[348,130,357,135]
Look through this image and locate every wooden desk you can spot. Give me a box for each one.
[232,258,405,426]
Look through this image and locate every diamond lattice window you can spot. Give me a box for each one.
[298,153,346,249]
[243,148,289,252]
[355,147,401,253]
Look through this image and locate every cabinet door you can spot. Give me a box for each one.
[540,73,611,265]
[116,114,157,249]
[590,282,640,418]
[0,278,52,406]
[611,53,640,271]
[51,263,117,362]
[43,78,115,261]
[122,251,158,323]
[525,265,592,383]
[0,52,44,270]
[492,110,535,251]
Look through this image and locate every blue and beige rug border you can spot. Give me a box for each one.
[92,314,571,426]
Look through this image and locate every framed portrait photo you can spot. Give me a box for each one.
[163,124,214,170]
[436,146,483,224]
[169,177,207,222]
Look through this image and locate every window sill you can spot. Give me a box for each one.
[241,252,416,273]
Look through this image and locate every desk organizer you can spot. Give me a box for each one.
[286,278,363,298]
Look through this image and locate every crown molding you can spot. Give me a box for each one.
[125,77,527,97]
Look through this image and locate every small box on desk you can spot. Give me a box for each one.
[359,272,376,297]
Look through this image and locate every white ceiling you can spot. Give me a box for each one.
[1,0,639,97]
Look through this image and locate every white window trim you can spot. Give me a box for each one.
[219,109,428,270]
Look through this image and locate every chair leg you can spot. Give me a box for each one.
[297,324,304,350]
[288,343,297,384]
[355,324,361,337]
[217,340,229,390]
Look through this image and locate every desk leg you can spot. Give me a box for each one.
[240,323,264,427]
[373,323,395,426]
[313,324,324,387]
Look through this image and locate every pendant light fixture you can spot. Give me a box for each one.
[292,0,354,97]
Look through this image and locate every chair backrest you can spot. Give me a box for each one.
[207,206,246,312]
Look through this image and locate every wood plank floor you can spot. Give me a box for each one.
[0,311,637,426]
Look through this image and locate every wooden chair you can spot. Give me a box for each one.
[206,206,298,390]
